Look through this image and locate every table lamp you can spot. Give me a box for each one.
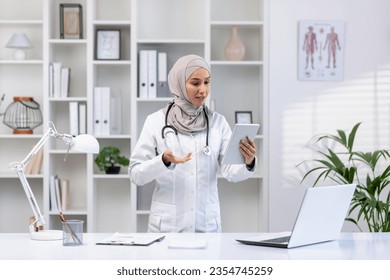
[9,121,99,240]
[5,32,33,60]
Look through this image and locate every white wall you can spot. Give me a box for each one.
[268,0,390,231]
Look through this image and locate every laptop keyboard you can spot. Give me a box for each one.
[262,236,291,243]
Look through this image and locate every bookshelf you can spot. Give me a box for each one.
[0,0,268,233]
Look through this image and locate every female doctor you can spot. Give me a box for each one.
[129,54,257,233]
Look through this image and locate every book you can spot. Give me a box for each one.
[52,62,62,98]
[61,178,70,211]
[24,146,44,175]
[96,232,165,246]
[60,67,70,98]
[48,63,54,97]
[69,101,79,136]
[50,175,59,211]
[78,102,87,134]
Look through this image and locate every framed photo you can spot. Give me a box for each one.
[235,111,252,124]
[60,4,83,39]
[96,30,121,60]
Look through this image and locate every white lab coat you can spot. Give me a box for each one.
[129,109,256,233]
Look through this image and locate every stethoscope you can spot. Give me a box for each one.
[162,102,211,156]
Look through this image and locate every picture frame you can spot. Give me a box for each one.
[235,111,253,124]
[96,30,121,60]
[60,4,83,39]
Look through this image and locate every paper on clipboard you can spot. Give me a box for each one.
[96,232,165,246]
[221,123,259,165]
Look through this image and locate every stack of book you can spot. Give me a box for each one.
[50,175,70,212]
[69,101,87,136]
[48,62,70,98]
[24,146,44,175]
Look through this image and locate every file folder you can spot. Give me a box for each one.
[157,52,170,98]
[93,87,103,135]
[138,50,149,98]
[148,50,157,98]
[101,87,111,135]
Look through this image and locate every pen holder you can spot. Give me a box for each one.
[62,219,84,246]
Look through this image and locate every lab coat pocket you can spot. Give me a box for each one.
[205,203,221,232]
[148,201,177,232]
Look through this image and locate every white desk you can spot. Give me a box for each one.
[0,232,389,260]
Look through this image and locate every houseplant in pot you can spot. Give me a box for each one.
[299,122,390,232]
[95,146,130,174]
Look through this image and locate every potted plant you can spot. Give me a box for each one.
[299,122,390,232]
[95,146,130,174]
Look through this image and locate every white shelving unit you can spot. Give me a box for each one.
[0,0,268,234]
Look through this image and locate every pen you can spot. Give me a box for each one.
[59,212,82,244]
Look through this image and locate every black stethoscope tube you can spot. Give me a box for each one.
[162,102,210,156]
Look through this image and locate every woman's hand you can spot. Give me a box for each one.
[240,136,256,166]
[162,150,192,165]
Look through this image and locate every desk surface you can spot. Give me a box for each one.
[1,232,389,260]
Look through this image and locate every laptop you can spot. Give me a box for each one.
[236,184,356,248]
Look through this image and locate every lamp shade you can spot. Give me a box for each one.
[3,97,43,134]
[72,134,100,154]
[5,33,33,48]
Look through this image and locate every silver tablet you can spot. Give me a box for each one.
[221,123,259,165]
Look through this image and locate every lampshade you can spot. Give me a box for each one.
[5,33,33,60]
[3,97,43,134]
[72,134,100,154]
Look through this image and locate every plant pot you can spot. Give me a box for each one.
[105,166,121,174]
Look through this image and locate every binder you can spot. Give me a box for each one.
[138,50,149,98]
[148,50,157,98]
[110,94,122,135]
[101,87,111,135]
[69,101,79,136]
[157,52,170,98]
[78,102,87,134]
[93,87,103,135]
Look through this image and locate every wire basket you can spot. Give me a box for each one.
[3,96,43,134]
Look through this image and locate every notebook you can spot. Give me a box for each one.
[236,184,356,248]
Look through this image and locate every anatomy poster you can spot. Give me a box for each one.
[298,20,344,81]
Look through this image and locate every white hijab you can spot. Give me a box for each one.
[164,54,212,135]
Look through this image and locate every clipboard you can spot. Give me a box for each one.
[221,123,260,165]
[96,232,165,246]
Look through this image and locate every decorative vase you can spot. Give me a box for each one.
[224,26,245,61]
[105,166,121,174]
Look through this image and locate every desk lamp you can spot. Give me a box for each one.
[9,122,99,240]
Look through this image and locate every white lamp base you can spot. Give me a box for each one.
[30,229,63,241]
[13,49,27,60]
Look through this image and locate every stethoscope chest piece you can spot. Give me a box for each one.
[202,145,211,156]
